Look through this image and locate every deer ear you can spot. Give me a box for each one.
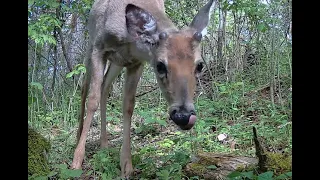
[126,4,157,38]
[189,0,217,37]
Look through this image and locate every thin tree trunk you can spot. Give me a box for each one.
[51,30,58,92]
[56,0,73,73]
[217,0,223,63]
[269,20,275,108]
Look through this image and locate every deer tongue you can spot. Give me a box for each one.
[188,115,197,125]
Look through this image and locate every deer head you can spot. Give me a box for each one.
[126,0,216,130]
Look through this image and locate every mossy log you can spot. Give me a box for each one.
[184,152,258,180]
[28,126,51,176]
[184,127,291,179]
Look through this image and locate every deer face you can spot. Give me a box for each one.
[126,0,215,130]
[153,30,204,130]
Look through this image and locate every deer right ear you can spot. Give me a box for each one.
[189,0,216,37]
[126,4,158,39]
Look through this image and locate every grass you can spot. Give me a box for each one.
[28,76,292,180]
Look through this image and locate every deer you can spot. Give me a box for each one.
[71,0,217,178]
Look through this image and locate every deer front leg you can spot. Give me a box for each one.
[77,47,92,143]
[71,48,105,169]
[100,62,123,148]
[121,63,144,178]
[77,71,91,143]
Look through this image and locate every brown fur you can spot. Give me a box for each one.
[72,0,216,178]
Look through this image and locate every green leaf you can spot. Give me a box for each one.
[76,64,86,73]
[135,127,142,134]
[275,172,292,179]
[157,119,167,126]
[234,82,244,86]
[228,171,243,178]
[219,85,227,92]
[55,163,68,169]
[47,171,58,177]
[156,169,170,179]
[257,171,273,180]
[49,2,60,8]
[33,176,47,180]
[61,169,83,177]
[28,0,35,5]
[257,23,267,32]
[145,118,156,124]
[66,71,75,78]
[28,96,37,105]
[66,64,86,78]
[207,165,217,169]
[45,116,52,121]
[241,171,254,179]
[30,82,43,90]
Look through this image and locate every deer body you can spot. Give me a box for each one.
[72,0,216,178]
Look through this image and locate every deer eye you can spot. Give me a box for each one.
[156,61,167,78]
[195,62,203,73]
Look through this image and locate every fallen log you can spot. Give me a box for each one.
[184,152,258,180]
[184,127,291,179]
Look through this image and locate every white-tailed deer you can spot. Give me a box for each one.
[72,0,216,178]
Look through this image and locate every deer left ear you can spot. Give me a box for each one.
[189,0,217,37]
[126,4,157,39]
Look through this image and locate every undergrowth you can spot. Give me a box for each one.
[28,79,292,180]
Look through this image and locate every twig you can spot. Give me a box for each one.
[135,86,159,98]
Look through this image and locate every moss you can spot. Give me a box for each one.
[28,127,51,176]
[197,152,220,166]
[189,163,207,174]
[265,152,292,175]
[236,164,258,174]
[235,164,246,171]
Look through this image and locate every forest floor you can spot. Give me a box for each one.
[30,82,292,180]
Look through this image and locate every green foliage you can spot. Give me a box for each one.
[28,14,60,46]
[138,109,167,126]
[29,164,83,180]
[28,82,43,106]
[30,82,43,91]
[90,148,121,179]
[54,164,83,179]
[227,170,292,180]
[66,64,86,78]
[156,163,183,180]
[134,108,167,136]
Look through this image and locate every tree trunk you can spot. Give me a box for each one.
[217,0,224,63]
[56,0,73,73]
[51,30,58,92]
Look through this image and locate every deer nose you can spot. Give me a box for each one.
[170,109,197,130]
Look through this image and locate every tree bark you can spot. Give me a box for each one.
[217,0,224,63]
[56,0,73,73]
[51,29,58,92]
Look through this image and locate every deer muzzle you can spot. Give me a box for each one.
[169,109,197,130]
